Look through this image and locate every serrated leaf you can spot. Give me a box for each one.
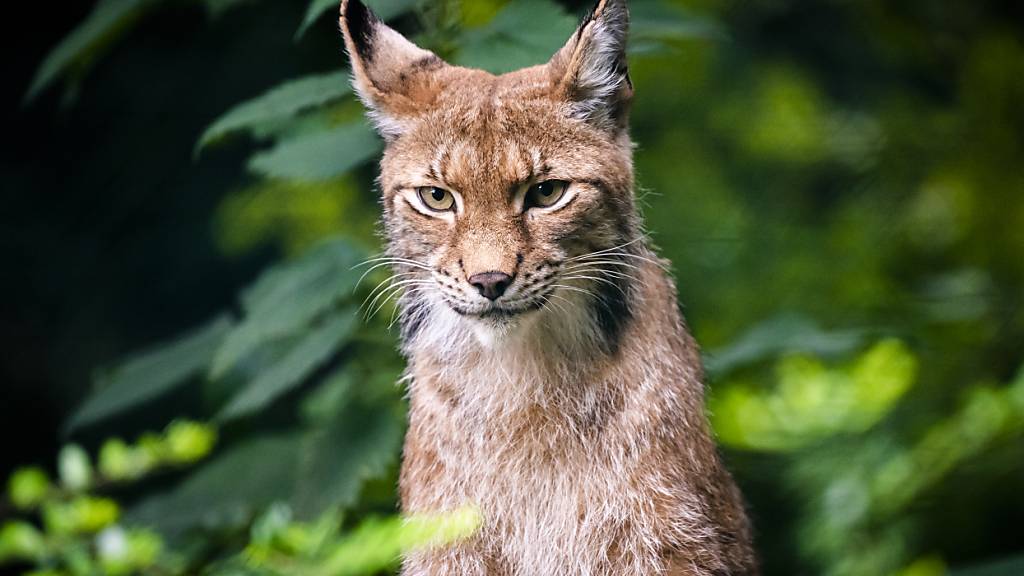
[454,0,576,74]
[25,0,161,102]
[217,308,359,421]
[196,71,350,154]
[210,239,364,378]
[292,401,403,518]
[300,368,357,425]
[247,121,381,181]
[66,315,233,433]
[296,0,417,39]
[126,434,302,535]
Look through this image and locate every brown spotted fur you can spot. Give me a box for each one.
[339,0,757,573]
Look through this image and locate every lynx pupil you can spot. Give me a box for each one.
[417,186,454,211]
[528,180,567,208]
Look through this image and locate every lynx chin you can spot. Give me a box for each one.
[339,0,757,573]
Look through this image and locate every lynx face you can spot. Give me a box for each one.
[342,0,640,349]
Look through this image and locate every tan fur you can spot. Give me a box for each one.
[339,0,756,573]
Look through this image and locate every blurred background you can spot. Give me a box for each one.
[2,0,1023,575]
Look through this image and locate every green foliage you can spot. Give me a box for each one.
[1,423,472,576]
[711,339,917,451]
[217,308,358,421]
[208,239,364,380]
[67,316,233,433]
[0,421,217,574]
[196,71,351,154]
[247,122,381,181]
[712,352,1024,575]
[9,469,52,510]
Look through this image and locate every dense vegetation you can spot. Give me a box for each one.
[3,0,1022,574]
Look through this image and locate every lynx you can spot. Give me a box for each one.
[338,0,757,573]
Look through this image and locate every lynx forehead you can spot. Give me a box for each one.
[340,0,757,573]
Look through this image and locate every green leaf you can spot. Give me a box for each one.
[58,445,94,491]
[217,308,359,421]
[710,340,917,452]
[25,0,161,102]
[454,0,576,74]
[210,239,365,378]
[163,420,219,464]
[629,0,724,52]
[66,314,234,432]
[300,368,357,425]
[7,468,51,510]
[126,434,302,535]
[321,508,481,576]
[44,497,120,535]
[196,71,350,154]
[292,401,403,518]
[247,121,381,181]
[702,314,865,379]
[296,0,417,39]
[0,521,47,562]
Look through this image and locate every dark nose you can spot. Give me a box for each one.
[468,271,513,301]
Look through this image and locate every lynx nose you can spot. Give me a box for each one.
[469,271,513,301]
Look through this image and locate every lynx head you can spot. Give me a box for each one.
[341,0,644,357]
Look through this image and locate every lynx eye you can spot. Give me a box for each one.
[526,180,568,209]
[416,186,455,212]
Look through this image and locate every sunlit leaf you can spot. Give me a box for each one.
[247,121,381,181]
[209,239,364,378]
[710,339,917,451]
[217,308,359,421]
[296,0,418,39]
[196,71,350,154]
[67,315,233,432]
[58,445,94,491]
[7,468,52,510]
[321,508,481,576]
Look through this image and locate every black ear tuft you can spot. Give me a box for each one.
[341,0,380,62]
[550,0,632,132]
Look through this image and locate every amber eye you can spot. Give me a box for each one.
[417,186,455,212]
[526,180,568,209]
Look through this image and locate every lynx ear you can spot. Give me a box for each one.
[548,0,632,132]
[339,0,450,139]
